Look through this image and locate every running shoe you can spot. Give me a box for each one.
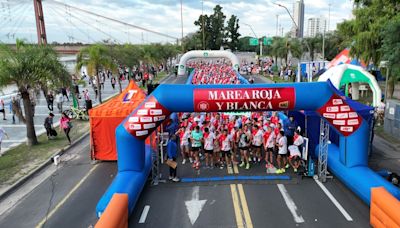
[182,159,186,165]
[257,158,261,163]
[189,158,193,163]
[172,177,180,182]
[239,162,245,168]
[294,168,298,173]
[169,176,173,180]
[285,164,290,169]
[220,164,224,170]
[281,168,286,173]
[276,169,282,174]
[245,163,250,170]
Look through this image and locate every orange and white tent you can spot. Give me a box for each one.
[89,80,147,160]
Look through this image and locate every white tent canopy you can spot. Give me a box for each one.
[177,50,240,76]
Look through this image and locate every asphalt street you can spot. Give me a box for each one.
[0,78,129,152]
[0,73,373,228]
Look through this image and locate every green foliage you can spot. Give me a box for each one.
[225,15,241,51]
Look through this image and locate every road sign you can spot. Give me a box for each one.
[249,38,259,46]
[263,37,272,46]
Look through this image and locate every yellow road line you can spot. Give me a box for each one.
[233,164,239,174]
[230,184,244,228]
[238,184,253,228]
[36,165,98,228]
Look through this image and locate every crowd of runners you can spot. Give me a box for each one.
[170,63,305,174]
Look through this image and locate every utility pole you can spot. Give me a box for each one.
[33,0,47,45]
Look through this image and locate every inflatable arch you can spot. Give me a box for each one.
[96,81,400,217]
[178,50,240,76]
[318,64,383,107]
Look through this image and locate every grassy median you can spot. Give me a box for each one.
[0,120,90,185]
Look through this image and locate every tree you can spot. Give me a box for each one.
[381,14,400,98]
[0,40,70,146]
[302,34,322,61]
[238,36,258,52]
[76,44,114,104]
[225,15,241,51]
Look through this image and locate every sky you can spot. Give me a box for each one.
[0,0,354,44]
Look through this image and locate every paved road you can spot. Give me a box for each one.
[0,78,129,153]
[0,73,373,227]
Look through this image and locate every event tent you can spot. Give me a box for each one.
[89,80,147,160]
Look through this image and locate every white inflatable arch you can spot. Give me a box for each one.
[178,50,240,76]
[318,64,382,107]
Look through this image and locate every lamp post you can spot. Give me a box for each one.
[201,0,206,50]
[273,3,298,37]
[243,23,263,57]
[180,0,184,51]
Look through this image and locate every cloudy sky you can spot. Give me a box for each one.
[0,0,354,44]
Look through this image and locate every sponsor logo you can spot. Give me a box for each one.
[323,113,336,119]
[136,130,149,136]
[340,126,354,132]
[145,102,156,108]
[137,109,148,115]
[198,101,209,111]
[150,109,163,115]
[128,117,139,123]
[336,113,349,119]
[348,112,358,118]
[332,99,343,105]
[122,90,138,103]
[279,101,289,109]
[347,119,359,125]
[333,120,346,126]
[340,106,351,112]
[158,115,166,121]
[140,117,153,123]
[128,124,141,130]
[326,106,339,112]
[143,123,156,129]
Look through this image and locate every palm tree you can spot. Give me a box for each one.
[76,44,114,104]
[0,40,70,146]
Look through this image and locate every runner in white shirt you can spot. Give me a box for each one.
[251,125,264,163]
[263,126,276,168]
[288,130,304,172]
[203,127,215,168]
[276,130,288,174]
[176,126,190,164]
[220,129,233,169]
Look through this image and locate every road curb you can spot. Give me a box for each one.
[0,131,90,203]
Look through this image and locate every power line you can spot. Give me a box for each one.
[46,0,178,41]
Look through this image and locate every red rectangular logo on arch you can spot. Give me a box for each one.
[193,87,295,112]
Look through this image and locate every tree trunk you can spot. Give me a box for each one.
[118,76,122,93]
[96,73,102,104]
[21,91,38,146]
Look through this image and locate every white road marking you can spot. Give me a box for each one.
[277,184,305,223]
[3,139,26,143]
[314,179,353,221]
[138,205,150,224]
[1,125,43,128]
[185,186,207,225]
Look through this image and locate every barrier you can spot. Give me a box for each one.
[370,187,400,228]
[95,193,128,228]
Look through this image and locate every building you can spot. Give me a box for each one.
[292,0,305,38]
[306,17,327,37]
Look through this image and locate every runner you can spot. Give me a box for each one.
[203,127,215,168]
[190,126,203,169]
[237,125,251,169]
[263,125,276,169]
[176,126,190,164]
[220,129,234,169]
[288,130,304,172]
[276,130,288,174]
[251,124,264,163]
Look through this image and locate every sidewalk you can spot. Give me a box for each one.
[370,134,400,174]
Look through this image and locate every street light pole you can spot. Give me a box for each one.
[243,23,262,56]
[273,3,298,37]
[180,0,184,51]
[201,0,205,50]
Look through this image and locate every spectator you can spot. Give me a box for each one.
[111,77,116,90]
[0,99,6,120]
[55,91,63,113]
[0,126,9,154]
[167,135,180,182]
[44,113,55,140]
[286,115,298,145]
[47,91,54,111]
[60,112,72,145]
[61,87,69,102]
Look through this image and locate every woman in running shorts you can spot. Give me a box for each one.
[263,126,276,169]
[220,129,233,169]
[213,130,221,168]
[251,125,264,163]
[176,126,190,164]
[238,125,251,169]
[276,130,288,174]
[203,127,216,168]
